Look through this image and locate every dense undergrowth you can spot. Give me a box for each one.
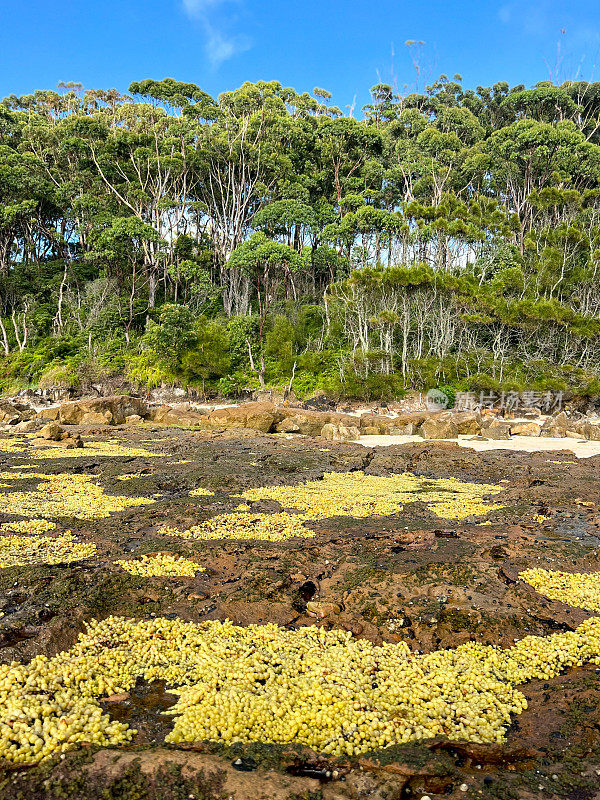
[3,310,599,401]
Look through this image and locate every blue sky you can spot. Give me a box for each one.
[1,0,600,110]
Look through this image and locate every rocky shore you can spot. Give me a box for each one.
[3,392,600,445]
[1,392,600,798]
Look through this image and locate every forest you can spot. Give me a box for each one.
[3,75,600,400]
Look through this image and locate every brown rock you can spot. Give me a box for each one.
[565,430,584,440]
[208,401,276,433]
[320,423,336,440]
[541,410,568,438]
[306,601,343,618]
[391,411,434,427]
[40,422,67,441]
[339,423,360,440]
[541,425,566,438]
[510,421,541,437]
[60,435,84,449]
[320,423,360,441]
[420,418,458,439]
[485,421,512,440]
[146,405,207,427]
[58,395,148,426]
[13,419,38,432]
[275,417,301,433]
[36,407,60,420]
[33,434,83,449]
[80,411,114,425]
[389,423,418,435]
[577,421,600,441]
[282,412,324,436]
[448,411,481,435]
[362,425,380,435]
[0,401,21,425]
[125,414,143,425]
[554,410,569,428]
[145,405,171,423]
[358,413,394,434]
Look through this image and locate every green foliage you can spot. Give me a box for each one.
[181,317,230,386]
[153,304,197,359]
[335,371,408,401]
[218,370,255,398]
[264,316,295,376]
[436,386,456,408]
[227,316,260,369]
[4,75,600,399]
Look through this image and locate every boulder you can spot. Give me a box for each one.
[580,421,600,441]
[447,412,481,435]
[56,403,82,425]
[320,423,336,440]
[541,422,566,438]
[277,411,325,436]
[39,422,67,441]
[358,413,394,434]
[362,426,381,436]
[36,407,60,421]
[208,402,277,433]
[146,405,207,427]
[125,414,143,425]
[554,411,569,428]
[33,434,83,449]
[420,419,458,440]
[0,401,21,425]
[146,405,172,423]
[485,420,512,440]
[275,417,301,433]
[338,424,361,441]
[541,411,568,438]
[80,411,114,425]
[541,425,565,438]
[510,421,541,437]
[565,430,584,440]
[13,419,38,432]
[320,423,360,442]
[276,407,358,437]
[57,395,148,425]
[388,423,418,435]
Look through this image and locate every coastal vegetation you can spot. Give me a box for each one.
[3,77,600,398]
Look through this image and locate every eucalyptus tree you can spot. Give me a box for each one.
[88,216,166,339]
[487,119,600,251]
[5,74,600,396]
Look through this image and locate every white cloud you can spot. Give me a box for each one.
[181,0,250,67]
[204,23,251,68]
[182,0,223,17]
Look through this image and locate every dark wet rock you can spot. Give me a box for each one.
[2,424,600,796]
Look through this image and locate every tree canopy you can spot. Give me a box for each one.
[3,75,600,398]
